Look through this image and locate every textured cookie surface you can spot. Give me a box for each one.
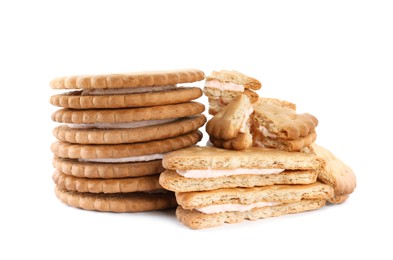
[163,146,324,171]
[204,87,259,115]
[55,187,177,212]
[53,157,164,178]
[206,70,262,90]
[206,94,252,140]
[252,130,317,152]
[159,170,318,192]
[53,114,206,144]
[50,87,202,109]
[176,182,333,209]
[252,99,318,139]
[53,171,163,193]
[310,144,356,203]
[176,199,326,229]
[50,69,205,89]
[52,102,205,124]
[51,130,202,159]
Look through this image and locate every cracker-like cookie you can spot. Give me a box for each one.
[310,144,356,204]
[252,98,318,140]
[163,146,324,171]
[159,169,318,192]
[176,182,333,209]
[206,95,252,140]
[204,88,259,115]
[50,69,205,89]
[51,130,202,159]
[51,102,205,124]
[55,187,177,212]
[252,130,317,152]
[176,200,326,229]
[53,171,162,193]
[53,157,164,178]
[53,114,206,144]
[206,70,261,90]
[209,133,253,150]
[50,87,202,109]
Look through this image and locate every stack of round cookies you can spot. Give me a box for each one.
[50,69,206,212]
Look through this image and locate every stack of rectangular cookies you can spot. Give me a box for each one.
[159,70,356,229]
[49,69,207,212]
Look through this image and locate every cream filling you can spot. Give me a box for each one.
[259,125,278,138]
[196,202,282,214]
[239,106,254,133]
[67,118,179,129]
[205,79,244,92]
[78,154,164,163]
[81,85,177,95]
[176,168,285,178]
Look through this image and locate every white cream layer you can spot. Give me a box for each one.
[259,125,278,138]
[196,202,282,214]
[239,106,254,133]
[78,153,164,163]
[67,118,178,129]
[205,79,244,92]
[176,168,285,178]
[81,85,177,95]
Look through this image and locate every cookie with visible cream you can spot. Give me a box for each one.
[204,70,261,115]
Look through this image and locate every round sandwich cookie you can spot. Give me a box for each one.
[53,114,207,144]
[52,157,164,179]
[53,171,163,193]
[50,69,204,109]
[51,130,203,160]
[55,186,177,212]
[50,69,205,89]
[51,102,205,124]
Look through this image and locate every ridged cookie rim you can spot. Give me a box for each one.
[53,114,206,144]
[49,87,202,109]
[50,69,205,89]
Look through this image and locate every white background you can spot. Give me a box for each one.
[1,0,392,259]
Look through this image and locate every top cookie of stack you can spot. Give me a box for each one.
[49,69,207,212]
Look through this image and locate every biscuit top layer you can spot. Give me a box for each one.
[205,70,261,90]
[163,146,324,171]
[50,69,205,89]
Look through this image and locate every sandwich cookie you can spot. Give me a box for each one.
[50,69,205,109]
[204,70,261,115]
[206,94,253,150]
[159,146,323,192]
[54,114,206,144]
[175,182,332,229]
[251,98,318,151]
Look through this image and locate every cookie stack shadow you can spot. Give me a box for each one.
[49,69,207,212]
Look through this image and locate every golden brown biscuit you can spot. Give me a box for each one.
[176,200,326,229]
[53,114,206,144]
[159,169,318,192]
[175,182,333,209]
[51,130,202,159]
[209,133,253,150]
[50,87,203,109]
[55,187,177,212]
[51,102,205,124]
[163,146,324,171]
[206,70,261,90]
[252,98,318,140]
[53,171,163,193]
[53,157,164,178]
[310,144,356,204]
[50,69,205,89]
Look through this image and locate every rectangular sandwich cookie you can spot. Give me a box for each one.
[175,182,333,229]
